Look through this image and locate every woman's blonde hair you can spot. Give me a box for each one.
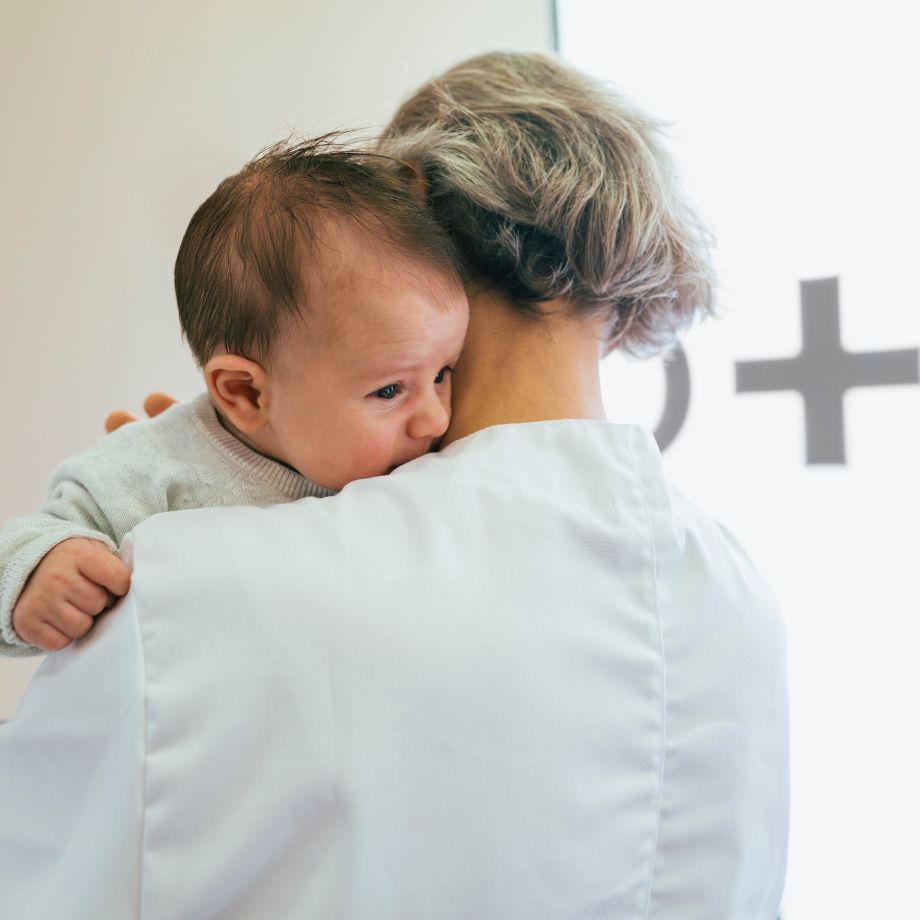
[379,51,715,355]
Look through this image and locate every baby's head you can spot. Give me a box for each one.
[175,137,469,491]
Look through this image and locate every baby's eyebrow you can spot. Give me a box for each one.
[358,347,460,384]
[359,361,422,383]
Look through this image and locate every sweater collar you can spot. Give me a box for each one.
[191,393,336,500]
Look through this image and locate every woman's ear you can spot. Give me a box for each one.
[397,160,429,206]
[204,353,272,434]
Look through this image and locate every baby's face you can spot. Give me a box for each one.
[266,232,468,491]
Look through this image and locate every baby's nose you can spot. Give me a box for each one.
[407,395,450,441]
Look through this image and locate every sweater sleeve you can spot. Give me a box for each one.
[0,441,158,656]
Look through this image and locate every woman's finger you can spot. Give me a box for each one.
[104,410,136,433]
[142,393,177,418]
[104,392,175,433]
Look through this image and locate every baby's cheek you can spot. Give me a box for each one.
[354,429,400,477]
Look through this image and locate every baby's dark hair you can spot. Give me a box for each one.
[175,134,463,366]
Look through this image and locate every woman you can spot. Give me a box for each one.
[378,51,788,913]
[1,52,788,918]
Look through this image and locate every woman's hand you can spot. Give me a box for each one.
[104,393,177,433]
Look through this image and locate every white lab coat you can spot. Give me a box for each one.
[0,421,789,919]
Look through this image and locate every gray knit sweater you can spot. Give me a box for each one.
[0,393,334,657]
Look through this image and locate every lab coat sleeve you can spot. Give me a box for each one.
[0,572,146,919]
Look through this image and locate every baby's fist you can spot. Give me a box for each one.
[11,538,131,652]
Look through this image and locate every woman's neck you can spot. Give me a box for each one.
[441,290,607,448]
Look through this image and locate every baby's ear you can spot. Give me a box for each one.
[204,353,271,433]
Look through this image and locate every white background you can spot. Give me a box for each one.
[559,1,920,917]
[0,0,553,710]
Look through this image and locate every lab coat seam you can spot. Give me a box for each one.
[627,427,667,920]
[131,590,151,920]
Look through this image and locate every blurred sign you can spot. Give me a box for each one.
[655,278,918,461]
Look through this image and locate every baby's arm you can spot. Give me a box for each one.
[10,537,130,652]
[0,468,134,657]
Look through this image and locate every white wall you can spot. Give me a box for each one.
[0,0,553,714]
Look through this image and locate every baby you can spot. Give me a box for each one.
[0,137,468,656]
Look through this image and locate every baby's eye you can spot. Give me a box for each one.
[372,383,402,400]
[434,366,452,385]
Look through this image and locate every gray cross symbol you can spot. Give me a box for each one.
[735,277,919,464]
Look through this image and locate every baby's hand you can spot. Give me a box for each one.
[11,539,132,651]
